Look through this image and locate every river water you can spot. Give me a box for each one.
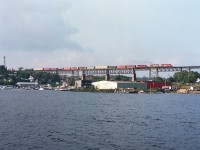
[0,90,200,150]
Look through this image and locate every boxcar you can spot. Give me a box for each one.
[109,66,117,69]
[95,66,109,69]
[33,68,44,71]
[71,67,79,70]
[87,66,95,69]
[160,64,173,67]
[150,64,159,67]
[137,65,148,68]
[117,65,126,69]
[79,67,87,70]
[126,65,136,68]
[63,67,71,71]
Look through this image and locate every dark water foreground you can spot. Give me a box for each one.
[0,90,200,150]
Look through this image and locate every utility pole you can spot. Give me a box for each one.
[3,56,6,68]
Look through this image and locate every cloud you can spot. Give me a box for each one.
[0,0,84,51]
[1,0,200,69]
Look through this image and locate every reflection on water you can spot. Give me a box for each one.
[0,91,200,150]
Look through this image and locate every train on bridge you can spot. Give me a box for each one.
[31,64,173,71]
[23,63,199,81]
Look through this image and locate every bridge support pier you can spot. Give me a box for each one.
[105,70,110,81]
[132,69,136,81]
[149,68,158,79]
[81,74,86,80]
[72,70,74,77]
[105,73,110,81]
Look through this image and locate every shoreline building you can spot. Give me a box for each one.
[16,82,39,89]
[92,81,147,90]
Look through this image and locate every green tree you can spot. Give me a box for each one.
[173,71,199,83]
[69,78,75,86]
[0,66,7,75]
[152,77,164,82]
[114,75,130,81]
[167,76,174,82]
[93,76,104,81]
[0,68,61,85]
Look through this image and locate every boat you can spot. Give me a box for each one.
[59,86,71,91]
[39,87,44,90]
[138,90,145,93]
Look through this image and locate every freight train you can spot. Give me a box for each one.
[29,64,173,71]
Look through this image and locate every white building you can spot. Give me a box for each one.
[16,82,39,88]
[92,81,147,90]
[29,76,34,82]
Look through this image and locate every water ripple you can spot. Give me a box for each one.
[0,91,200,150]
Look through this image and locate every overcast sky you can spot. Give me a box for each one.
[0,0,200,69]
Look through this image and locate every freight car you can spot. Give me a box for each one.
[79,67,87,70]
[33,68,44,71]
[71,67,79,70]
[160,64,173,67]
[95,66,109,69]
[108,66,117,69]
[137,65,148,68]
[86,66,95,70]
[126,65,136,68]
[117,65,127,69]
[63,67,71,71]
[150,64,159,67]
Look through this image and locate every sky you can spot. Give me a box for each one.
[0,0,200,70]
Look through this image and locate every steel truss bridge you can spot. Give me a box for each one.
[42,66,200,81]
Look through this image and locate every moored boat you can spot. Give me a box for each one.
[59,86,71,91]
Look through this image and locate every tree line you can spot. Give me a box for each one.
[152,71,200,83]
[103,71,200,83]
[0,66,60,85]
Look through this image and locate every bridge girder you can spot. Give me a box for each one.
[39,66,199,79]
[83,69,135,75]
[158,67,182,72]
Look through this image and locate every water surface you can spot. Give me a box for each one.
[0,91,200,150]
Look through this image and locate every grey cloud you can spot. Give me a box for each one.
[0,0,83,51]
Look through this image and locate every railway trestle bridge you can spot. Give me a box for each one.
[42,66,200,81]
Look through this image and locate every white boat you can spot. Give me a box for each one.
[138,90,145,93]
[39,87,44,90]
[59,86,70,91]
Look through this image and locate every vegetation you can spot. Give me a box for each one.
[0,66,60,85]
[137,76,149,81]
[16,70,60,84]
[149,71,199,83]
[68,78,75,86]
[0,65,7,75]
[113,75,130,81]
[173,71,200,83]
[152,77,164,82]
[93,76,105,81]
[0,66,15,85]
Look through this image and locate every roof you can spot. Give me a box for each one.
[92,80,144,84]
